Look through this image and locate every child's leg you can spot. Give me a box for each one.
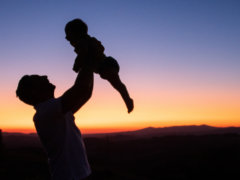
[100,69,134,113]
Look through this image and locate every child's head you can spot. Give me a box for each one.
[65,19,88,46]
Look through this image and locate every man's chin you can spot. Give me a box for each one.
[50,84,56,90]
[51,85,56,97]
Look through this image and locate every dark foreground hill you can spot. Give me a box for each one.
[1,125,240,180]
[84,125,240,139]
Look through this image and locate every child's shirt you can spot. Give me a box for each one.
[73,35,105,73]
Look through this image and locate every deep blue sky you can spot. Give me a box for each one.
[1,0,239,83]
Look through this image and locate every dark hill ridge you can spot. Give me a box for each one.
[2,125,240,179]
[2,125,240,148]
[127,125,217,135]
[84,125,240,138]
[0,125,240,180]
[2,132,40,148]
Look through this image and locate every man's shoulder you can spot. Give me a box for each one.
[33,97,66,125]
[35,98,62,115]
[39,97,61,107]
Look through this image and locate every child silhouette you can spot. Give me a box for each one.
[65,19,134,113]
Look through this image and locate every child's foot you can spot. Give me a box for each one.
[127,98,134,113]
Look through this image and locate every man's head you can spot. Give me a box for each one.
[16,75,55,106]
[65,18,88,47]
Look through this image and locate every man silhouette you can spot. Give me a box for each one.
[16,65,93,180]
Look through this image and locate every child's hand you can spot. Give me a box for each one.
[127,98,134,113]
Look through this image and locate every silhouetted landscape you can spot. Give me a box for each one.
[1,125,240,180]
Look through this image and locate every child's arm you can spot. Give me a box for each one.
[101,70,134,113]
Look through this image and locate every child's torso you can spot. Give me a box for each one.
[74,35,106,73]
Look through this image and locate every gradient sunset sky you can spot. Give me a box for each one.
[0,0,240,134]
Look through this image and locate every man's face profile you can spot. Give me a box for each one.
[16,75,55,105]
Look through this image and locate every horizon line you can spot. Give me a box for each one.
[2,124,240,135]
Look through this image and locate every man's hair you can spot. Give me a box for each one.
[65,18,88,35]
[16,75,40,105]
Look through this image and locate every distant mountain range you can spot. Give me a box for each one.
[84,125,240,138]
[2,125,240,148]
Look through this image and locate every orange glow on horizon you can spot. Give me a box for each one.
[1,76,240,134]
[2,121,240,135]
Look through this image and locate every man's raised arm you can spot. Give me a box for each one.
[61,66,93,114]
